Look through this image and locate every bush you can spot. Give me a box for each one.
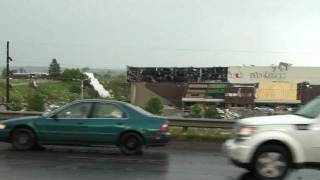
[190,105,202,118]
[27,92,45,111]
[69,83,81,93]
[60,68,85,81]
[11,97,23,111]
[105,75,129,101]
[144,97,163,115]
[204,106,221,119]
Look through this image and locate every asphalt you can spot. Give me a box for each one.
[0,141,319,180]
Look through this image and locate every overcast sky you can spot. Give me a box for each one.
[1,0,320,69]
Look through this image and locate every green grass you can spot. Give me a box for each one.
[0,79,81,106]
[169,127,232,141]
[6,79,29,84]
[36,81,80,105]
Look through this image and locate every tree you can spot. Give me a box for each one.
[60,68,85,81]
[190,105,202,118]
[144,97,163,115]
[105,75,130,101]
[48,59,61,79]
[27,92,45,111]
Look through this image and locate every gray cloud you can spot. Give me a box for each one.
[1,0,320,68]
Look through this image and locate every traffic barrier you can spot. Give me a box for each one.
[0,111,236,129]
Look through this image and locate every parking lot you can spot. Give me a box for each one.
[0,141,319,180]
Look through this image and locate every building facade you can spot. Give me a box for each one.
[129,65,320,109]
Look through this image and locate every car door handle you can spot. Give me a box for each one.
[116,122,123,125]
[77,122,84,125]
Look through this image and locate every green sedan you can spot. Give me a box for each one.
[0,100,170,155]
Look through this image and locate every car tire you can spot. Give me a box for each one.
[11,128,36,151]
[252,144,290,180]
[119,132,143,155]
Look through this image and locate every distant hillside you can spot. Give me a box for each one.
[0,66,125,76]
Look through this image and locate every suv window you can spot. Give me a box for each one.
[55,103,92,119]
[92,103,126,119]
[295,97,320,119]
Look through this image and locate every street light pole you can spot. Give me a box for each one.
[6,41,12,110]
[81,80,84,99]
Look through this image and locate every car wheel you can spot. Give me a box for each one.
[252,144,290,180]
[11,128,36,151]
[119,133,143,155]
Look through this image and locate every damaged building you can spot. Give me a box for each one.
[128,65,320,113]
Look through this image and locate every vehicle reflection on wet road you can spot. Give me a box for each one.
[0,142,318,180]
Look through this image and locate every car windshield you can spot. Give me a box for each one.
[124,103,155,117]
[295,98,320,119]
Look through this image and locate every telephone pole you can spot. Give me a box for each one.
[6,41,12,110]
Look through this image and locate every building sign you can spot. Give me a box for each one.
[228,65,320,85]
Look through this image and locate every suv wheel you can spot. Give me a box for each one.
[252,144,290,180]
[11,128,36,151]
[119,132,143,155]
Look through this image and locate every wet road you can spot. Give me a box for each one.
[0,141,319,180]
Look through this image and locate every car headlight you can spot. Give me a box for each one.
[0,124,6,129]
[236,127,256,141]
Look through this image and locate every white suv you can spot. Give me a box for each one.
[224,97,320,180]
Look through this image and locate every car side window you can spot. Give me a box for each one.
[92,103,126,119]
[55,103,92,119]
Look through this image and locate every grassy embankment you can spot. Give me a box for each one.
[0,79,81,107]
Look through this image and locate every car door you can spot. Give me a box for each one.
[35,102,93,144]
[292,98,320,162]
[290,122,320,162]
[309,119,320,162]
[85,102,130,144]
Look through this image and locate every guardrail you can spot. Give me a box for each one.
[168,117,235,129]
[0,111,42,120]
[0,111,236,129]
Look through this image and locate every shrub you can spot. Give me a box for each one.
[190,105,202,118]
[27,92,45,112]
[204,106,221,119]
[144,97,164,115]
[11,97,23,111]
[69,83,81,93]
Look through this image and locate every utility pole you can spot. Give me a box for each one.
[6,41,12,110]
[81,80,84,99]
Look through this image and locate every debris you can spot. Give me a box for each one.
[84,72,111,98]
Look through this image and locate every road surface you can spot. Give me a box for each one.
[0,141,319,180]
